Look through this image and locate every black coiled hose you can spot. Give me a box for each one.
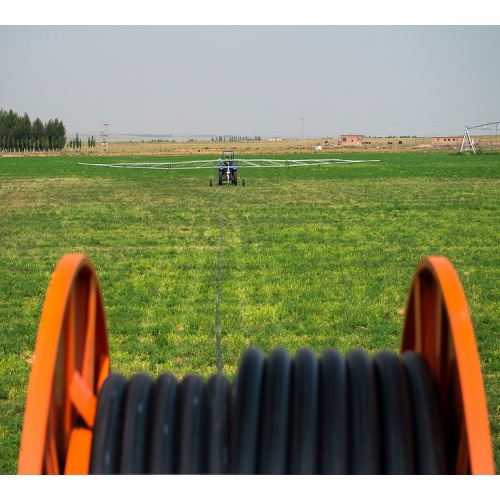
[89,346,447,474]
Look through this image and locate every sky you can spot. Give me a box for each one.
[1,5,499,139]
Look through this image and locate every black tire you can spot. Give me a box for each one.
[120,373,153,474]
[242,179,245,187]
[89,373,128,474]
[148,373,179,474]
[257,347,292,474]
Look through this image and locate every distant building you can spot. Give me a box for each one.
[432,136,462,147]
[338,134,364,146]
[268,136,282,141]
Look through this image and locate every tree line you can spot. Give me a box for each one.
[0,109,66,152]
[68,133,96,150]
[211,136,262,142]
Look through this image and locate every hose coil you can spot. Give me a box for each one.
[89,346,447,474]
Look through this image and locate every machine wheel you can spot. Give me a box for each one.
[209,179,213,187]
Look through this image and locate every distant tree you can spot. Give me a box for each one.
[45,119,66,150]
[0,109,66,152]
[31,118,45,150]
[57,120,67,149]
[0,110,19,150]
[19,113,31,150]
[45,119,56,149]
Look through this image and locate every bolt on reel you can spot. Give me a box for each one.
[17,254,494,474]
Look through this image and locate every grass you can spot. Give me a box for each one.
[1,151,499,474]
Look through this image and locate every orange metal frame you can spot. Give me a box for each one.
[402,256,494,474]
[18,254,110,474]
[17,254,494,474]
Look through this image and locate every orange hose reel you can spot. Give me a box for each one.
[401,257,494,474]
[17,254,110,474]
[17,253,494,474]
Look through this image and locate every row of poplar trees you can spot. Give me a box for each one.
[0,109,66,152]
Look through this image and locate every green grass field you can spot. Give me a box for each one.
[1,151,499,474]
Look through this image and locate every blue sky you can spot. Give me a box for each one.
[1,6,499,139]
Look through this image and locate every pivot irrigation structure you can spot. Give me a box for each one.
[17,254,494,474]
[460,121,500,154]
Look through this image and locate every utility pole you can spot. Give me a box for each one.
[301,117,304,141]
[101,123,109,153]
